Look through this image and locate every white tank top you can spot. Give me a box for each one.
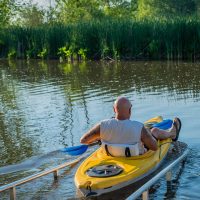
[100,118,145,155]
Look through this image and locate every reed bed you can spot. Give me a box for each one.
[0,18,200,60]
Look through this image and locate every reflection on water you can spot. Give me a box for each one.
[0,60,200,199]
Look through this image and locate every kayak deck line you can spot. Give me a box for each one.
[0,156,83,200]
[126,141,188,200]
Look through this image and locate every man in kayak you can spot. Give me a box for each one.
[80,96,181,155]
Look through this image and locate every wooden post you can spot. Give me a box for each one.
[166,171,172,181]
[54,170,59,181]
[10,187,16,200]
[142,190,149,200]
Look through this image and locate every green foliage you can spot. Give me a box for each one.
[0,0,15,26]
[78,48,87,60]
[136,0,197,19]
[1,19,200,60]
[112,45,120,60]
[17,2,45,27]
[1,0,200,61]
[1,0,200,28]
[101,40,110,59]
[58,46,72,61]
[55,0,104,23]
[26,50,33,60]
[148,40,160,58]
[37,48,48,59]
[1,0,200,62]
[8,49,16,59]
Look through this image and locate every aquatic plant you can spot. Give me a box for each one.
[37,48,48,59]
[58,46,73,62]
[57,46,67,60]
[1,18,200,60]
[8,49,16,59]
[78,48,87,60]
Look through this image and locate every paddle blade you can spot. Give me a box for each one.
[152,119,173,130]
[61,144,89,156]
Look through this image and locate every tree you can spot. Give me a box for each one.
[136,0,198,19]
[17,2,45,27]
[54,0,138,23]
[0,0,16,26]
[55,0,104,23]
[101,0,133,19]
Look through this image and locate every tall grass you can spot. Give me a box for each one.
[0,18,200,60]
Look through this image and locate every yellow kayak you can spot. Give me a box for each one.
[75,116,172,197]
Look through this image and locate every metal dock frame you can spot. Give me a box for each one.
[0,157,82,200]
[126,148,189,200]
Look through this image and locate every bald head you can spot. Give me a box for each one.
[114,97,132,120]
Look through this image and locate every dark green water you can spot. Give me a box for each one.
[0,60,200,199]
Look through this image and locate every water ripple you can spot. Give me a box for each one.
[1,60,200,199]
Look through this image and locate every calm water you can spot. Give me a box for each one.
[0,60,200,199]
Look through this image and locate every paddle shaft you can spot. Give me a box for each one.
[88,141,101,147]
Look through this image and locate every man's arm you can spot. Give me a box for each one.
[141,126,158,151]
[80,123,101,144]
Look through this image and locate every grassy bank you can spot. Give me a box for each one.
[0,18,200,61]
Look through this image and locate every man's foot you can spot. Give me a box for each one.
[171,117,182,141]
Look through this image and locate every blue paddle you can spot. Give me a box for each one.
[152,119,173,130]
[61,142,100,156]
[61,119,173,156]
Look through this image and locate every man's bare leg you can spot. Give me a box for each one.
[151,117,181,140]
